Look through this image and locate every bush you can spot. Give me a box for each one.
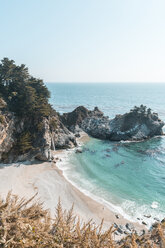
[36,121,45,132]
[0,192,165,247]
[0,98,7,109]
[17,131,33,154]
[130,105,152,116]
[0,114,5,124]
[49,117,58,131]
[0,192,116,248]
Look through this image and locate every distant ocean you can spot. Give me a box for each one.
[46,83,165,226]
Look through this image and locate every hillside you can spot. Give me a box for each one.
[0,58,77,162]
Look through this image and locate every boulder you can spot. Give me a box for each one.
[76,148,83,153]
[117,225,124,234]
[125,223,135,231]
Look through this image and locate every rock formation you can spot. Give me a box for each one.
[61,105,164,141]
[0,105,77,163]
[0,104,164,163]
[107,109,164,141]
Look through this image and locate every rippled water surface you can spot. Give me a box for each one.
[46,83,165,121]
[46,83,165,225]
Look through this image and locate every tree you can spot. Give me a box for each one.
[147,108,152,115]
[0,58,51,117]
[132,106,139,113]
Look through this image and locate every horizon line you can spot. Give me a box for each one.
[45,81,165,84]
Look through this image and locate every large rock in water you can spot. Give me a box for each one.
[60,106,103,132]
[61,106,164,141]
[108,110,164,141]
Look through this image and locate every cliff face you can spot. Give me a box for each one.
[0,109,77,163]
[0,112,17,161]
[29,116,77,162]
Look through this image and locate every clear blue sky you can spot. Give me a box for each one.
[1,0,165,82]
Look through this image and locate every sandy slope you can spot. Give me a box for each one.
[0,133,145,238]
[0,160,143,232]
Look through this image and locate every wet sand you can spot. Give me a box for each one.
[0,132,146,239]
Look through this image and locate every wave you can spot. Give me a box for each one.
[56,150,165,228]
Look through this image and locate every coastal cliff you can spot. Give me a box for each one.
[0,103,164,163]
[0,58,77,163]
[0,58,164,163]
[0,102,164,163]
[0,107,76,163]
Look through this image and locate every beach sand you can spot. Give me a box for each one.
[0,132,145,239]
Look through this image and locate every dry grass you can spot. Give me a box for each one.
[0,192,164,248]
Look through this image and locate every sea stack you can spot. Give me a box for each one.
[61,105,164,141]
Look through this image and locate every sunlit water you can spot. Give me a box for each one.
[46,83,165,225]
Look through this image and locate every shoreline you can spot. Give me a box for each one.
[0,132,147,238]
[53,150,144,231]
[52,133,146,233]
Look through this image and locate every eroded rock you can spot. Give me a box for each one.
[61,105,164,142]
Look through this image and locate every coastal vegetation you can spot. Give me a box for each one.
[0,58,165,247]
[0,192,164,247]
[0,114,5,124]
[0,58,51,118]
[16,131,33,154]
[130,105,152,115]
[0,58,164,161]
[0,58,55,158]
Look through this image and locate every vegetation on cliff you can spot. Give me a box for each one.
[0,57,51,118]
[0,58,56,158]
[130,105,152,115]
[0,192,164,247]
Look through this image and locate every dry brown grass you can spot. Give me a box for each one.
[0,192,164,248]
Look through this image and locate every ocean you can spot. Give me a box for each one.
[46,83,165,226]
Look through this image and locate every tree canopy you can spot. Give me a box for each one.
[0,58,51,117]
[130,105,152,115]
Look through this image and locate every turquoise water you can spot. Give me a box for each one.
[46,83,165,225]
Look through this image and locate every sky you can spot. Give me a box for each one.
[0,0,165,83]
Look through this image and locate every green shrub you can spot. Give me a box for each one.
[36,121,45,132]
[17,131,33,154]
[0,98,7,109]
[0,114,5,124]
[49,117,58,131]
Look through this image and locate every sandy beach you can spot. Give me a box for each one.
[0,132,145,238]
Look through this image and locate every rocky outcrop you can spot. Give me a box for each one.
[30,117,77,162]
[0,112,17,161]
[81,115,110,139]
[61,106,164,141]
[107,110,164,141]
[61,106,104,133]
[0,104,164,163]
[60,106,91,129]
[0,108,77,163]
